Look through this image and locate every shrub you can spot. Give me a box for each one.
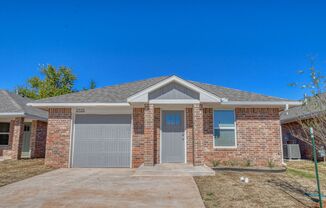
[267,159,275,168]
[229,160,238,166]
[211,160,220,167]
[245,159,251,167]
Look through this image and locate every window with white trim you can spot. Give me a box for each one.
[0,122,10,146]
[213,110,236,147]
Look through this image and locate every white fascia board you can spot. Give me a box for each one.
[27,103,130,107]
[127,75,224,103]
[0,112,24,116]
[149,99,200,104]
[221,101,302,106]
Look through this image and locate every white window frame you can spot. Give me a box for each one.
[0,122,10,146]
[213,109,237,149]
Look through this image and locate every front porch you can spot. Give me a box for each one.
[132,103,208,168]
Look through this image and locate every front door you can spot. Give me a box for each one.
[21,123,31,158]
[161,110,185,163]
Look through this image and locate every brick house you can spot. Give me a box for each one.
[28,76,300,168]
[0,90,48,159]
[281,94,326,160]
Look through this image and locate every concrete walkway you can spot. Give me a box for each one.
[0,168,205,208]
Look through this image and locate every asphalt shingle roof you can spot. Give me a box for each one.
[31,76,293,104]
[280,93,326,123]
[0,90,47,119]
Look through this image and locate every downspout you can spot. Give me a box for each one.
[280,104,287,166]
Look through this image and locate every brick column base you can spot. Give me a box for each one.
[11,117,24,160]
[144,104,154,166]
[193,104,204,166]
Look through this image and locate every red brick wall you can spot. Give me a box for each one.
[0,120,14,157]
[30,120,48,158]
[186,108,194,164]
[45,108,72,168]
[132,108,145,168]
[11,117,24,159]
[281,122,319,160]
[144,104,155,166]
[193,104,204,166]
[204,108,282,167]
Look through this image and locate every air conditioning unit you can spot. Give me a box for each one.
[285,144,301,159]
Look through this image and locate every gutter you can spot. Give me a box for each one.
[0,112,25,116]
[221,101,302,106]
[27,103,131,107]
[0,112,47,121]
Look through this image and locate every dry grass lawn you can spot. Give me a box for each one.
[0,159,54,187]
[195,160,326,208]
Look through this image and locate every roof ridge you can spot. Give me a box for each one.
[2,90,24,112]
[189,80,292,101]
[101,75,171,89]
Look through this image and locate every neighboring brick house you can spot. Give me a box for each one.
[28,76,300,168]
[0,90,48,159]
[281,93,326,160]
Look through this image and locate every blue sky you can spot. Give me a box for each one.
[0,0,325,100]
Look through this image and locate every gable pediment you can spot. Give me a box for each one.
[149,82,199,100]
[127,76,223,103]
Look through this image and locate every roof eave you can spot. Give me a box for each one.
[221,101,302,107]
[27,102,131,108]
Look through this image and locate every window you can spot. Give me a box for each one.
[0,122,10,146]
[165,113,181,125]
[213,110,236,148]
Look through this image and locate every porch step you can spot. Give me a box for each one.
[133,164,215,177]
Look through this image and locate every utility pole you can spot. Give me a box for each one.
[310,127,323,208]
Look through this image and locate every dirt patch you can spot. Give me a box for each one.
[0,159,54,187]
[195,161,326,208]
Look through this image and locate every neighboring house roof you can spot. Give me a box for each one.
[0,90,47,120]
[281,93,326,124]
[29,75,298,106]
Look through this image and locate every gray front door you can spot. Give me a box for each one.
[22,123,31,158]
[73,114,131,168]
[162,110,185,163]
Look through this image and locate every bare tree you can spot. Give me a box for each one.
[286,61,326,149]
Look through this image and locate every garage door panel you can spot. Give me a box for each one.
[74,139,130,152]
[73,114,131,168]
[75,125,131,139]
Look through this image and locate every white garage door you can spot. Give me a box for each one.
[72,114,131,168]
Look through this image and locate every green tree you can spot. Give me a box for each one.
[83,79,97,91]
[17,64,76,99]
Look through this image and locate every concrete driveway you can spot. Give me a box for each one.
[0,168,205,208]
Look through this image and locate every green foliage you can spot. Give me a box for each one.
[17,65,76,99]
[229,160,237,167]
[83,79,97,91]
[289,58,325,97]
[223,160,238,167]
[211,160,220,167]
[89,80,96,89]
[267,159,275,169]
[244,159,251,167]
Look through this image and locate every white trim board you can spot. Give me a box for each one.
[27,103,130,107]
[221,101,302,106]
